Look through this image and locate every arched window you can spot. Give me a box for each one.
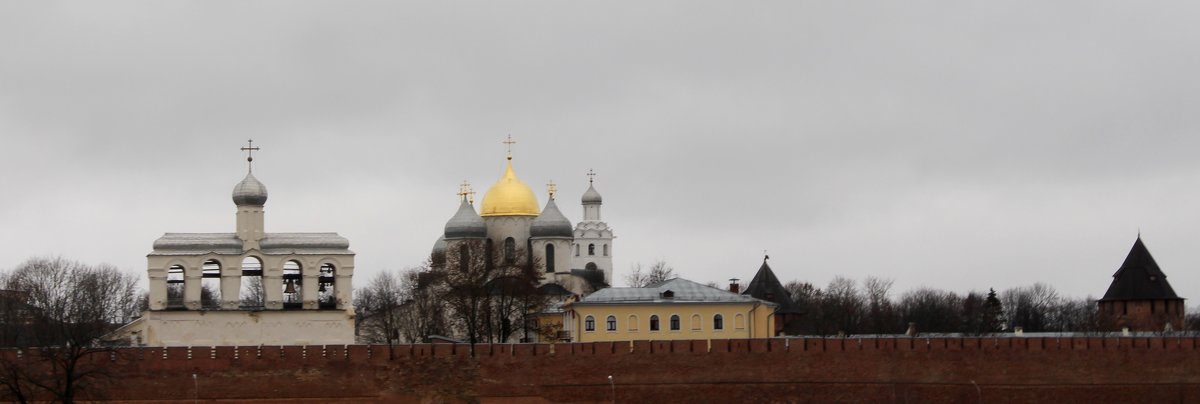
[585,315,595,331]
[458,244,470,272]
[606,315,617,331]
[669,315,680,331]
[649,315,660,331]
[628,315,639,331]
[574,244,580,256]
[545,244,555,273]
[239,257,264,309]
[604,244,609,256]
[735,314,746,329]
[588,244,595,256]
[166,265,184,309]
[201,260,222,309]
[318,263,336,309]
[282,260,302,309]
[504,237,516,263]
[585,262,597,271]
[691,314,702,331]
[713,314,724,330]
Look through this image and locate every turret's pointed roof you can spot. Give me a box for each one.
[1100,237,1182,301]
[742,258,800,313]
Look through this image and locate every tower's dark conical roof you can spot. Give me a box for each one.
[1100,237,1182,301]
[742,259,800,313]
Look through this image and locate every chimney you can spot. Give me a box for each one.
[728,278,740,294]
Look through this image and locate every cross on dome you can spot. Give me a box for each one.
[241,139,261,172]
[547,180,557,199]
[457,180,476,204]
[587,168,596,184]
[503,135,516,160]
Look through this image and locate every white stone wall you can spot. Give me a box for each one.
[127,310,354,346]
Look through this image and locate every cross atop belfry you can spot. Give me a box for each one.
[587,168,596,184]
[241,139,260,172]
[547,180,558,199]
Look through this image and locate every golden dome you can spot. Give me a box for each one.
[480,160,540,217]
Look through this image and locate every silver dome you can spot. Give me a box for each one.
[581,184,602,204]
[432,235,448,255]
[531,198,574,238]
[232,172,268,206]
[443,197,487,239]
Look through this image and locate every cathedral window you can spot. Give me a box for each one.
[459,244,470,272]
[713,314,724,330]
[669,315,680,331]
[282,260,302,309]
[606,315,617,331]
[504,237,516,264]
[239,257,264,309]
[166,265,185,309]
[588,244,595,256]
[318,263,336,309]
[603,244,608,256]
[585,316,595,331]
[585,262,597,271]
[201,260,222,310]
[574,244,579,256]
[545,244,555,273]
[649,315,660,331]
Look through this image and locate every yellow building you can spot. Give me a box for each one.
[562,278,777,342]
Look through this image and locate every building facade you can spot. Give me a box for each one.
[563,278,777,342]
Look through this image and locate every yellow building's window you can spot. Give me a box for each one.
[735,314,745,330]
[714,314,724,330]
[669,315,680,331]
[649,315,660,331]
[585,316,595,331]
[690,314,701,331]
[606,315,617,331]
[628,315,639,331]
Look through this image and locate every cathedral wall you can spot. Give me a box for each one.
[23,336,1200,403]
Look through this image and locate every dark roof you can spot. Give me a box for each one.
[538,283,573,296]
[1100,237,1183,301]
[742,259,800,313]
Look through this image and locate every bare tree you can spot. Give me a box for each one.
[861,277,897,334]
[898,287,962,334]
[0,257,140,404]
[624,260,675,287]
[353,271,405,357]
[396,267,448,344]
[820,276,865,336]
[1002,283,1059,332]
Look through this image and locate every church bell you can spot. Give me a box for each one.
[284,279,297,294]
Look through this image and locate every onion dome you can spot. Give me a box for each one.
[444,196,487,239]
[432,235,448,255]
[480,161,540,217]
[232,172,268,206]
[531,198,574,238]
[581,183,602,204]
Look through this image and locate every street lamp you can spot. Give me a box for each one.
[608,375,615,404]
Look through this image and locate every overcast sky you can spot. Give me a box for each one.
[2,1,1199,302]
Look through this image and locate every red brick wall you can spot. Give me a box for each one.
[9,337,1200,403]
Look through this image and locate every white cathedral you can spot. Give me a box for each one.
[432,145,615,295]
